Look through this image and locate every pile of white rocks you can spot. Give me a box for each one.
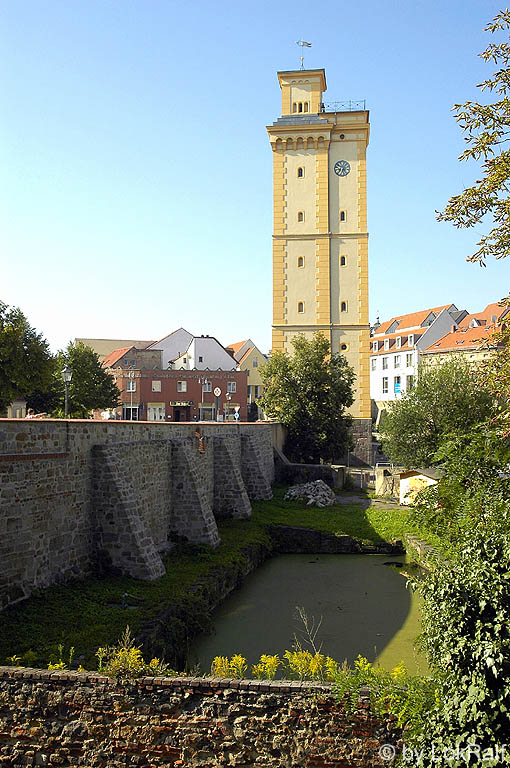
[284,479,337,507]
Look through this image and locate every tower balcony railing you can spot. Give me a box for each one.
[320,100,366,112]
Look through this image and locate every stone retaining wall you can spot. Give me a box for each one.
[270,526,405,555]
[0,421,274,610]
[0,666,399,767]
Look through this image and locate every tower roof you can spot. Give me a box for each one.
[277,68,327,92]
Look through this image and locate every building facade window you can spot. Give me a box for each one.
[340,211,346,222]
[202,380,212,392]
[371,358,376,370]
[382,377,388,394]
[227,381,237,393]
[341,301,347,312]
[394,355,401,368]
[297,211,304,222]
[151,380,161,392]
[253,357,258,368]
[384,339,390,350]
[406,353,413,367]
[198,355,203,362]
[340,255,346,266]
[382,357,388,370]
[394,375,401,394]
[340,343,348,351]
[297,256,304,268]
[177,381,187,393]
[127,380,136,392]
[396,337,402,349]
[297,167,304,178]
[406,375,415,390]
[254,385,260,398]
[298,301,305,313]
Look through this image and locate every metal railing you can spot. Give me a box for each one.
[320,100,366,112]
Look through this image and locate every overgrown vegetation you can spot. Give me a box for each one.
[0,490,423,671]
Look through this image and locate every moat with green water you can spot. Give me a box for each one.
[190,552,427,675]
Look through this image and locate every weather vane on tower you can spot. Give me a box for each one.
[295,39,312,69]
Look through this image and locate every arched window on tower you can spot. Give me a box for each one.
[298,301,305,313]
[297,256,304,268]
[304,102,309,112]
[292,103,297,113]
[340,211,346,222]
[340,255,346,266]
[297,211,304,222]
[341,301,348,312]
[297,167,304,178]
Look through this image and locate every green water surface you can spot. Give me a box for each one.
[189,553,427,675]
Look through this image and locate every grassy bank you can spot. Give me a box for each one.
[0,487,437,670]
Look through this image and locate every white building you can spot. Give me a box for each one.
[148,329,237,371]
[370,304,467,425]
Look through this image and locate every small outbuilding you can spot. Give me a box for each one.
[399,468,443,506]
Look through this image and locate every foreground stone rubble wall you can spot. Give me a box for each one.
[0,421,274,610]
[0,667,398,767]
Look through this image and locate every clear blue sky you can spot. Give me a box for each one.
[1,0,508,354]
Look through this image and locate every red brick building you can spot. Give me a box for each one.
[110,369,247,422]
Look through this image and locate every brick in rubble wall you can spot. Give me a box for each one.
[0,668,400,767]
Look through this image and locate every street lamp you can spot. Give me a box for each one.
[62,366,73,418]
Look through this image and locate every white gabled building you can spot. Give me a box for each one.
[147,329,237,371]
[370,304,468,425]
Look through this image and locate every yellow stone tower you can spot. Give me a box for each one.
[267,69,371,423]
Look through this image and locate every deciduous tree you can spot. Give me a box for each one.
[258,333,354,463]
[380,357,495,468]
[52,341,120,418]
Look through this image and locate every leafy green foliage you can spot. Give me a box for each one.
[0,301,53,412]
[258,333,354,463]
[437,10,510,264]
[380,357,495,468]
[405,398,510,759]
[476,296,510,436]
[411,502,510,764]
[247,401,259,421]
[411,427,510,545]
[333,655,438,742]
[52,341,120,417]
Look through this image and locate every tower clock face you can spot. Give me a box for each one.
[334,160,351,177]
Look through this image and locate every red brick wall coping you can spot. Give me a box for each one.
[0,666,347,696]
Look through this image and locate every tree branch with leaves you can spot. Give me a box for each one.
[437,10,510,264]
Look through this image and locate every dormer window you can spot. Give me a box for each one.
[396,337,402,349]
[373,341,379,352]
[408,334,414,346]
[384,339,390,350]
